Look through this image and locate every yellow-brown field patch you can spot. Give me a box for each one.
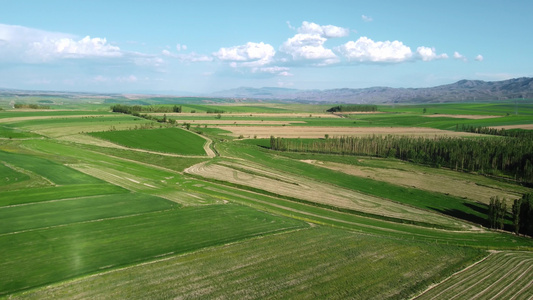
[214,126,485,139]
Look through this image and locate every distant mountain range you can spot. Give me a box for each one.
[2,77,533,104]
[210,77,533,103]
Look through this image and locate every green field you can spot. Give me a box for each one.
[0,100,532,299]
[88,127,208,155]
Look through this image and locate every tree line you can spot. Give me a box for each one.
[14,104,50,109]
[326,105,378,113]
[110,104,182,114]
[488,193,533,236]
[458,124,533,139]
[270,135,533,184]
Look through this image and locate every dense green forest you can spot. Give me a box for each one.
[270,135,533,184]
[326,104,378,112]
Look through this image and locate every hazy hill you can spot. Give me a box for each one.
[211,77,533,103]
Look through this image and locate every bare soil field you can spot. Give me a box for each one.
[184,161,471,229]
[422,114,502,119]
[0,114,117,123]
[214,126,485,139]
[301,160,522,204]
[150,112,339,118]
[172,120,306,125]
[490,124,533,130]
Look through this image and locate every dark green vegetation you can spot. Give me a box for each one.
[0,99,532,299]
[327,104,378,112]
[88,128,207,156]
[270,135,533,184]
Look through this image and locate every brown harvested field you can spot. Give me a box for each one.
[0,114,117,123]
[149,112,340,118]
[184,161,471,230]
[490,124,533,130]
[422,114,502,119]
[214,126,486,139]
[171,120,305,125]
[301,160,522,204]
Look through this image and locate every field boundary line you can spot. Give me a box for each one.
[412,251,495,299]
[12,226,311,298]
[0,209,174,237]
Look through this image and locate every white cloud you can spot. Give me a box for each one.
[280,33,338,63]
[0,24,121,63]
[362,15,373,22]
[176,44,187,51]
[162,49,212,62]
[453,51,467,61]
[286,21,296,30]
[213,42,275,66]
[416,46,448,61]
[252,66,293,76]
[297,21,349,38]
[336,37,412,63]
[475,54,484,61]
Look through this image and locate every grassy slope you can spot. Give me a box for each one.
[88,127,207,155]
[0,205,307,296]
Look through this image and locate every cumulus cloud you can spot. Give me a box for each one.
[297,21,349,38]
[176,44,187,51]
[416,46,448,61]
[0,24,121,63]
[475,54,484,61]
[280,33,337,62]
[336,37,412,63]
[213,42,275,66]
[453,51,467,61]
[362,15,373,22]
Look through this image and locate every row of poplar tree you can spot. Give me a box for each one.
[269,135,533,184]
[488,194,533,236]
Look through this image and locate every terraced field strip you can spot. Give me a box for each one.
[12,227,485,300]
[0,205,307,296]
[88,128,208,156]
[415,251,533,299]
[185,160,469,230]
[0,184,127,206]
[301,160,522,203]
[214,126,486,139]
[191,183,533,249]
[0,193,177,235]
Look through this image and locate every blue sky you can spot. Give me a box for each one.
[0,0,531,94]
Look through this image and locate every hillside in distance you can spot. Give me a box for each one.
[211,77,533,103]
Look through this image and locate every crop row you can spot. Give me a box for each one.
[12,227,485,299]
[416,251,533,299]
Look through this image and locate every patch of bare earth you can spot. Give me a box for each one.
[490,124,533,130]
[149,112,339,118]
[214,126,486,139]
[0,114,120,124]
[170,120,306,125]
[301,160,521,204]
[184,161,469,229]
[422,114,502,119]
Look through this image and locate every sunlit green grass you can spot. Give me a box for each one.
[88,127,207,155]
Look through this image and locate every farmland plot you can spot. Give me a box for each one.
[12,227,485,299]
[301,160,522,203]
[415,251,533,299]
[88,127,208,156]
[185,160,471,230]
[0,205,307,296]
